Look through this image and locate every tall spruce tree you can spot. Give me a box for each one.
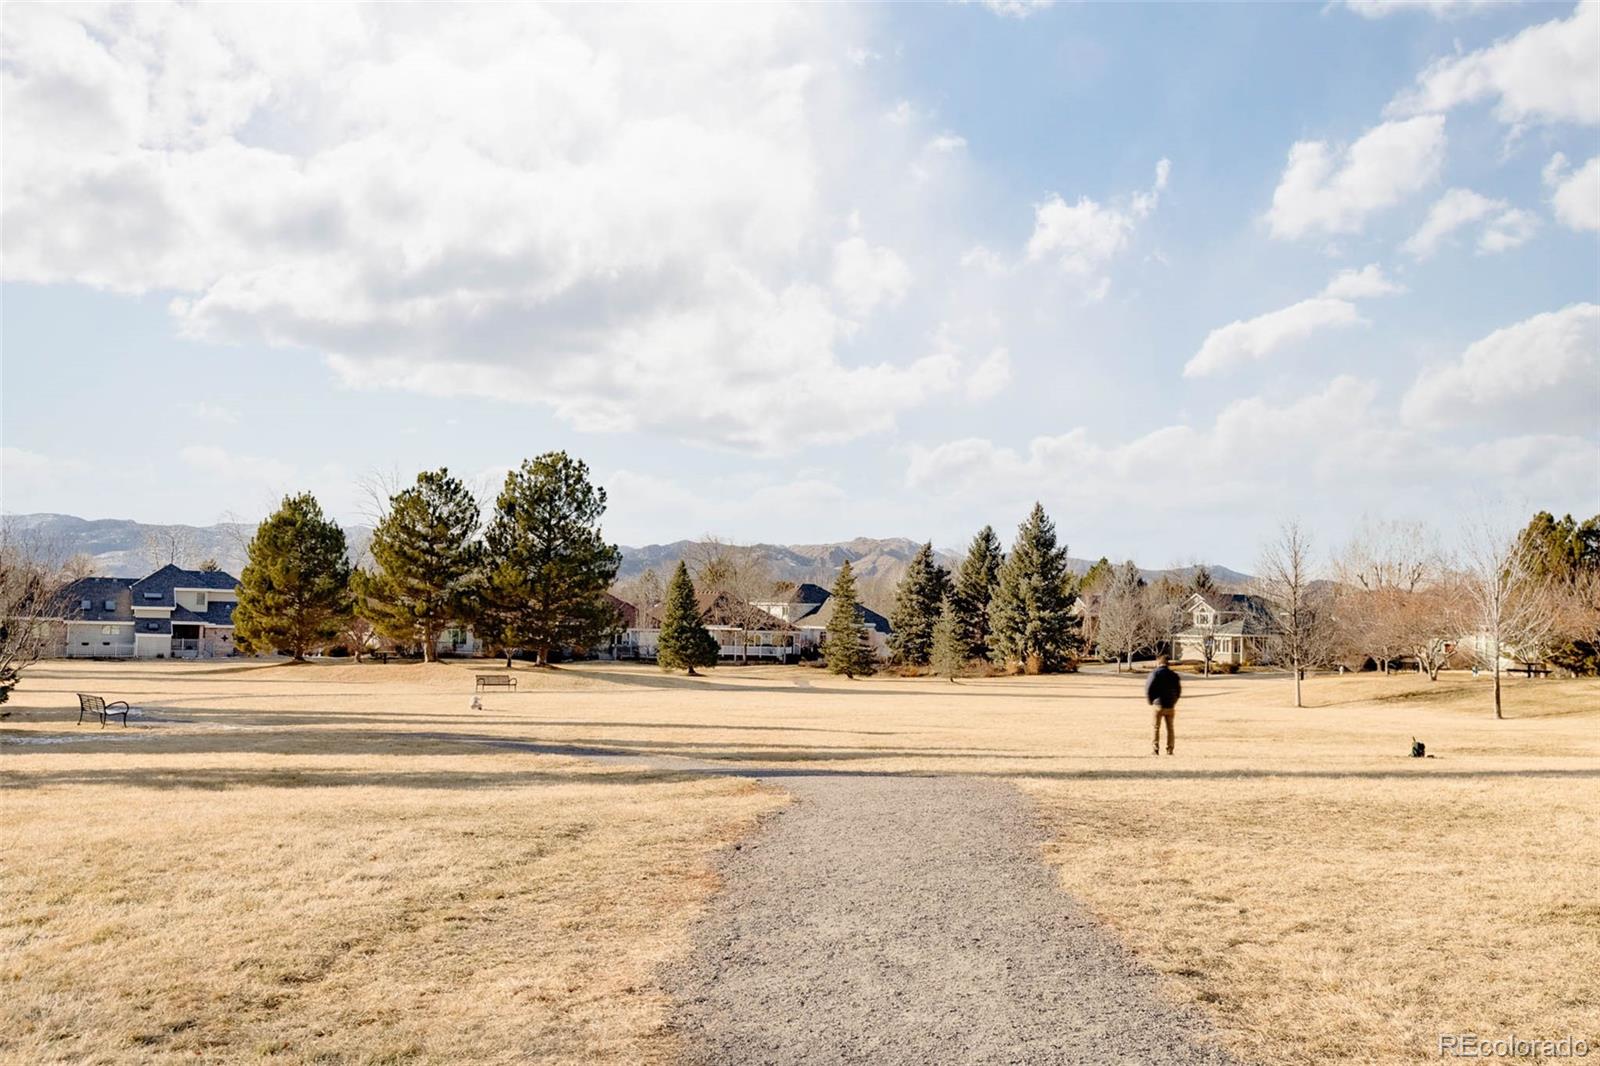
[823,560,875,678]
[888,542,950,667]
[657,561,718,675]
[950,525,1003,662]
[364,468,481,662]
[233,493,352,661]
[1190,564,1217,597]
[989,503,1081,673]
[929,594,963,682]
[480,453,622,666]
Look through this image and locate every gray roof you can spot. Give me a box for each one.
[58,577,135,622]
[786,582,831,605]
[799,597,892,635]
[128,564,240,607]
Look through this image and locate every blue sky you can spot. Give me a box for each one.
[2,1,1596,569]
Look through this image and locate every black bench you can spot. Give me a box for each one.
[77,693,132,728]
[475,674,517,692]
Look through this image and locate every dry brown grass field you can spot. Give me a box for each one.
[3,658,1596,1064]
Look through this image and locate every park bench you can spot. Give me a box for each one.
[77,693,132,728]
[475,674,517,692]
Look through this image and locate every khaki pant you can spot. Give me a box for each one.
[1152,706,1175,754]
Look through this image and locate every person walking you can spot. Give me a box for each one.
[1146,652,1181,756]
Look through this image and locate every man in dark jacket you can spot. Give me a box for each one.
[1146,653,1181,755]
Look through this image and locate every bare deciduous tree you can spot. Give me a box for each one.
[1096,561,1161,671]
[685,536,775,606]
[1335,518,1462,678]
[1,534,92,712]
[1256,520,1323,708]
[1459,517,1562,719]
[140,525,205,571]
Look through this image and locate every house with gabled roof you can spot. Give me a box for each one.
[614,588,804,663]
[50,564,241,659]
[753,580,893,659]
[1170,591,1278,666]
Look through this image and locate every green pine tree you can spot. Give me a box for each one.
[989,503,1081,674]
[364,468,481,662]
[1079,556,1114,596]
[480,453,623,666]
[657,561,719,675]
[233,493,352,661]
[824,560,875,678]
[1190,563,1217,597]
[929,594,963,682]
[1516,510,1600,675]
[888,542,950,667]
[950,525,1003,662]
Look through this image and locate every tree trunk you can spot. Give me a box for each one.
[1494,662,1503,719]
[422,628,437,663]
[504,649,514,668]
[1293,659,1303,708]
[536,645,549,667]
[686,666,698,677]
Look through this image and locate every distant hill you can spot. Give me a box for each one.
[0,513,372,577]
[2,514,1252,593]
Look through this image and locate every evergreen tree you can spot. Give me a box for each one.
[950,525,1003,662]
[480,453,623,666]
[364,468,481,662]
[233,493,352,661]
[657,561,719,675]
[823,560,876,678]
[988,503,1081,673]
[1190,564,1217,597]
[1516,511,1600,675]
[888,542,950,667]
[1079,557,1114,596]
[929,594,963,682]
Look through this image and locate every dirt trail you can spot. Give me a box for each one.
[664,772,1234,1066]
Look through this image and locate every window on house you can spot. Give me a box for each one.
[102,626,115,635]
[194,592,207,609]
[80,598,91,610]
[146,622,159,631]
[144,592,162,600]
[104,599,116,611]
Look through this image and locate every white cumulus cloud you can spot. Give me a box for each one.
[1184,298,1366,378]
[1544,153,1600,232]
[0,4,970,455]
[1026,159,1171,285]
[1342,0,1507,18]
[1322,263,1406,299]
[1391,3,1600,125]
[1267,116,1446,239]
[832,236,913,317]
[1400,303,1600,432]
[1402,188,1538,258]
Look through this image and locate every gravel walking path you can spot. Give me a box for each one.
[665,773,1234,1066]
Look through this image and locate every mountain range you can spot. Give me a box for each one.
[2,513,1253,591]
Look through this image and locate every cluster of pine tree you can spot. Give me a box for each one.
[234,452,622,665]
[886,502,1083,677]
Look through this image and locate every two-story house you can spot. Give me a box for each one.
[53,564,241,659]
[1170,591,1278,667]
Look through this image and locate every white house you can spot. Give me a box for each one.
[1170,591,1277,666]
[52,564,241,659]
[754,582,893,659]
